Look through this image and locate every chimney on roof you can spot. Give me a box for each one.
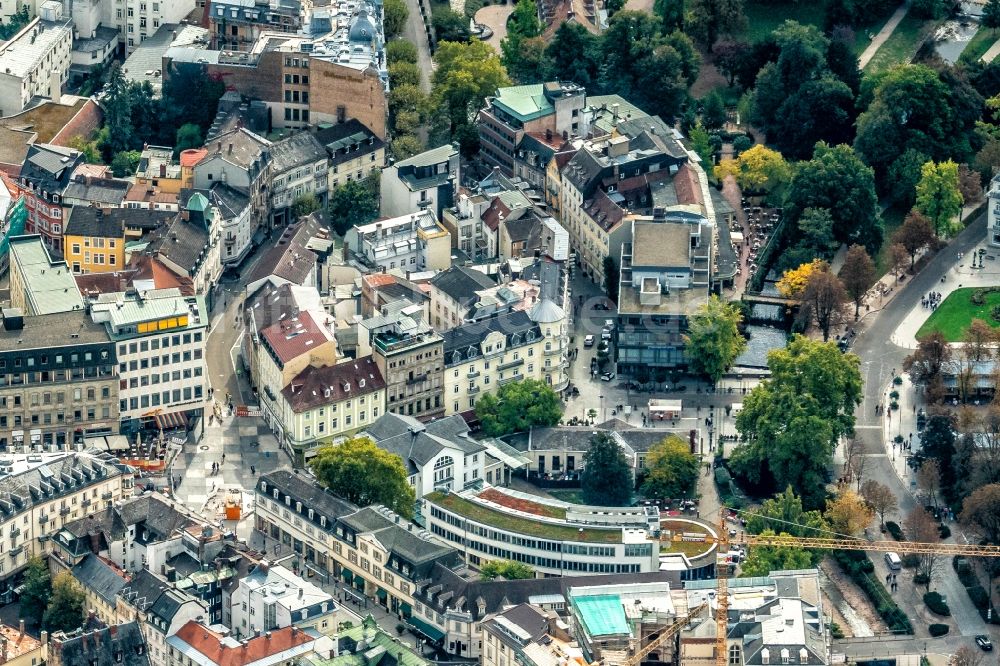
[217,142,222,153]
[228,144,233,155]
[159,163,166,177]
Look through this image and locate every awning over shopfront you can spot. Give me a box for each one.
[154,411,188,430]
[400,603,412,617]
[408,617,445,643]
[341,569,354,583]
[376,588,388,599]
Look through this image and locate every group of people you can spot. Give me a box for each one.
[922,291,943,309]
[886,572,899,592]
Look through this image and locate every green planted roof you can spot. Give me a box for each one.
[425,491,622,544]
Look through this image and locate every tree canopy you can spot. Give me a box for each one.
[741,487,828,574]
[713,144,790,193]
[732,337,862,508]
[641,435,700,499]
[475,379,562,437]
[309,437,416,518]
[784,142,881,254]
[43,572,85,634]
[431,40,510,154]
[684,295,747,382]
[19,557,50,627]
[582,432,633,506]
[916,159,964,237]
[327,172,380,236]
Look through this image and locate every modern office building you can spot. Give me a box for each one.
[89,289,208,435]
[0,3,73,116]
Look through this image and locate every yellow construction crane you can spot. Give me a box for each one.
[660,507,1000,666]
[602,602,709,666]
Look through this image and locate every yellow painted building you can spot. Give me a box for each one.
[135,146,183,194]
[63,208,125,274]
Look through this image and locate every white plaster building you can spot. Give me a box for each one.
[230,563,344,639]
[0,3,73,116]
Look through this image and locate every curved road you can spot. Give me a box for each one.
[843,212,991,656]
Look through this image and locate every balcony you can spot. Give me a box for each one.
[466,370,480,379]
[544,347,561,356]
[38,514,47,524]
[499,373,525,385]
[9,527,19,539]
[81,498,91,508]
[59,506,71,516]
[497,358,523,371]
[406,373,429,386]
[102,491,113,500]
[9,546,22,558]
[467,386,480,395]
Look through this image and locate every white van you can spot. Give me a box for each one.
[884,552,902,570]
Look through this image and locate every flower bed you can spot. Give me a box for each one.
[477,488,567,519]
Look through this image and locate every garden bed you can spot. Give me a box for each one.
[915,287,1000,341]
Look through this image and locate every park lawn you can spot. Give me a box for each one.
[864,10,935,72]
[961,27,997,63]
[743,0,824,43]
[915,287,1000,341]
[548,489,586,504]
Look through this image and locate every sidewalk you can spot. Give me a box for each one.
[982,34,1000,63]
[859,2,910,69]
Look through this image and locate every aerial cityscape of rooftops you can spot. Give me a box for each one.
[1,0,1000,663]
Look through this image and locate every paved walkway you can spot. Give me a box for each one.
[982,34,1000,63]
[474,5,513,53]
[859,2,910,69]
[401,0,433,93]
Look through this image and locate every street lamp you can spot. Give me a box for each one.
[599,394,604,423]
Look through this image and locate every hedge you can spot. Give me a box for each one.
[938,524,951,539]
[923,591,950,616]
[953,556,1000,624]
[886,521,904,541]
[832,550,913,634]
[928,623,949,637]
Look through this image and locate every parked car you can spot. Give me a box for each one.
[601,330,612,340]
[600,372,616,382]
[584,335,595,347]
[976,635,993,651]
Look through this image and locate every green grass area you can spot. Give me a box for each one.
[743,0,824,44]
[547,489,585,504]
[659,520,714,557]
[864,10,935,73]
[875,206,906,276]
[960,27,997,63]
[427,491,624,543]
[915,287,1000,341]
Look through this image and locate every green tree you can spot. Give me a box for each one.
[742,487,829,574]
[479,560,535,580]
[986,0,1000,33]
[387,39,419,64]
[641,435,699,499]
[508,0,542,37]
[689,121,714,167]
[0,5,30,40]
[110,150,141,178]
[916,159,964,237]
[686,0,746,45]
[960,483,1000,544]
[802,266,848,341]
[581,432,633,506]
[42,572,85,634]
[731,337,862,508]
[291,193,320,220]
[502,35,547,84]
[389,62,422,89]
[102,65,136,155]
[66,135,101,164]
[839,244,876,320]
[701,90,726,129]
[544,22,601,89]
[785,142,881,253]
[712,39,748,87]
[174,123,203,153]
[327,171,380,235]
[475,379,563,436]
[432,8,470,42]
[654,0,684,31]
[684,295,746,382]
[310,437,416,518]
[391,135,425,160]
[713,144,790,193]
[603,256,620,302]
[911,0,947,19]
[160,63,226,136]
[431,40,509,154]
[887,148,930,209]
[19,557,50,627]
[383,0,409,38]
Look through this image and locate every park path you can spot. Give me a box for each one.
[858,2,909,69]
[981,35,1000,62]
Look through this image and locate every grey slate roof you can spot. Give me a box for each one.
[339,506,457,566]
[363,413,485,472]
[51,621,150,666]
[313,119,384,166]
[430,266,495,305]
[394,144,455,169]
[63,178,130,207]
[413,562,674,621]
[72,554,127,605]
[0,453,121,521]
[65,207,173,239]
[245,217,322,286]
[259,470,359,522]
[118,569,171,612]
[271,131,328,173]
[20,144,83,193]
[209,183,250,219]
[145,212,210,276]
[441,310,540,362]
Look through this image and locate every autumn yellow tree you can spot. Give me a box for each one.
[825,489,874,536]
[714,144,791,192]
[776,259,824,298]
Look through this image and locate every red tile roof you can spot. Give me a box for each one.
[673,164,703,207]
[363,273,396,288]
[482,198,512,232]
[179,149,208,168]
[260,310,332,365]
[173,622,314,666]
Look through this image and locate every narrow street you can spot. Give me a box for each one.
[850,212,993,645]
